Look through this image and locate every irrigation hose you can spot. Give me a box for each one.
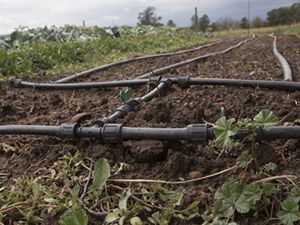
[136,35,256,79]
[8,77,149,90]
[55,41,221,83]
[95,79,171,125]
[0,123,300,143]
[9,76,300,92]
[271,34,293,82]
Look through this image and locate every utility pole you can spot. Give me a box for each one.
[248,1,250,35]
[195,7,198,31]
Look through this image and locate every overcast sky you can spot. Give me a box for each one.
[0,0,298,34]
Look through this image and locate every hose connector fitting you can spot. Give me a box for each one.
[101,123,123,143]
[177,76,190,87]
[186,124,208,142]
[59,123,79,138]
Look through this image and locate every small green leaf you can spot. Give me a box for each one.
[243,184,263,206]
[236,151,253,168]
[91,158,110,191]
[290,187,300,203]
[158,187,184,206]
[235,195,251,213]
[120,89,132,103]
[105,212,119,223]
[118,188,131,211]
[277,199,300,225]
[213,117,238,149]
[262,162,277,172]
[253,110,278,130]
[59,208,88,225]
[32,182,41,196]
[119,216,125,225]
[130,217,142,225]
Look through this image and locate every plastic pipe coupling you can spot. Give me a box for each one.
[101,124,123,143]
[186,124,208,142]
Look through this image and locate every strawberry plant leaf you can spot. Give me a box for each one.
[235,194,251,213]
[213,117,238,149]
[243,184,263,206]
[262,162,277,172]
[277,199,300,225]
[236,151,253,168]
[59,208,88,225]
[290,187,300,203]
[253,110,278,130]
[91,158,110,191]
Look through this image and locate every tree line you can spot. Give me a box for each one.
[137,2,300,31]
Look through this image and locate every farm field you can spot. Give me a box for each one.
[0,31,300,225]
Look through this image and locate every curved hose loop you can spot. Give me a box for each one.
[136,35,256,79]
[270,34,293,81]
[55,40,221,84]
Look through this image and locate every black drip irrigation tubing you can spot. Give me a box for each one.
[95,79,172,125]
[8,35,254,91]
[55,40,222,84]
[271,34,293,82]
[136,35,256,79]
[9,76,300,91]
[0,123,300,143]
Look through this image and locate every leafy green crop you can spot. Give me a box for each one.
[213,117,238,149]
[59,208,88,225]
[0,25,212,78]
[213,181,263,218]
[213,110,278,150]
[253,109,278,130]
[277,187,300,225]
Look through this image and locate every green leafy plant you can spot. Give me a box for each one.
[213,181,263,219]
[59,208,88,225]
[277,187,300,225]
[213,117,238,149]
[213,110,278,153]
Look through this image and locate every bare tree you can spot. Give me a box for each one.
[215,17,240,31]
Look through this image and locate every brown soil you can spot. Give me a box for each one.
[1,35,300,225]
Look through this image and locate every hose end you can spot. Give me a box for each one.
[9,77,23,87]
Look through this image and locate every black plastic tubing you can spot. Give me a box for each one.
[136,35,256,79]
[0,123,300,144]
[95,80,171,125]
[55,41,220,83]
[10,76,300,92]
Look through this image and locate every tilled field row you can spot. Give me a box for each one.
[0,34,300,225]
